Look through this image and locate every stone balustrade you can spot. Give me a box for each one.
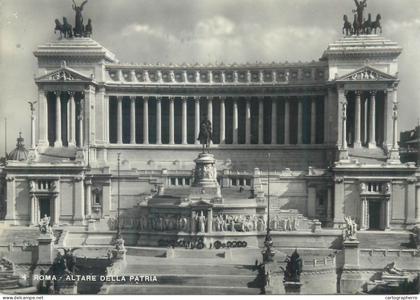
[105,63,328,84]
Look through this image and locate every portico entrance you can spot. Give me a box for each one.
[360,182,391,231]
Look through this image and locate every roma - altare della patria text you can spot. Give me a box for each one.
[0,0,419,296]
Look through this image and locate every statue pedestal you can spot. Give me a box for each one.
[193,153,219,188]
[387,149,401,165]
[37,234,54,265]
[340,239,363,294]
[343,240,360,268]
[283,281,302,294]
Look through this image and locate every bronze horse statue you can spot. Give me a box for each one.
[54,17,73,39]
[343,15,352,35]
[363,13,372,34]
[371,14,382,34]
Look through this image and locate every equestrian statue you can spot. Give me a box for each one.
[197,117,213,153]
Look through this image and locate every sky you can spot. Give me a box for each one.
[0,0,419,153]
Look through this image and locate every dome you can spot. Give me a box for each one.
[7,133,29,161]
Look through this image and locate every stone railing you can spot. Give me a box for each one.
[360,249,420,257]
[105,63,328,85]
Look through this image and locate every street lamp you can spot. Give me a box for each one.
[262,153,275,263]
[117,152,121,238]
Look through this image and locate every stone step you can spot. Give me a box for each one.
[0,227,40,246]
[126,247,167,257]
[110,274,258,288]
[106,284,261,295]
[124,263,258,277]
[358,231,415,249]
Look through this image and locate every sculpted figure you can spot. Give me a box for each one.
[292,217,299,231]
[343,216,358,240]
[283,249,303,283]
[384,262,405,276]
[169,71,175,82]
[354,0,367,28]
[39,214,52,234]
[191,212,197,233]
[233,71,239,83]
[72,0,88,37]
[143,70,150,82]
[198,211,206,233]
[197,118,213,153]
[182,71,188,82]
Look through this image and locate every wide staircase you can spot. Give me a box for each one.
[103,248,263,295]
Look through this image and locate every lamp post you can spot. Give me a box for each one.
[117,152,121,238]
[262,153,274,263]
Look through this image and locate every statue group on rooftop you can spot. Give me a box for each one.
[343,0,382,36]
[54,0,92,39]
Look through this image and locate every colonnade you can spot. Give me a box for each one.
[108,95,327,145]
[343,90,390,149]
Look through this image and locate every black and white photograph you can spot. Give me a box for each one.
[0,0,419,297]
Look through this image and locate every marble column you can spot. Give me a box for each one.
[5,177,16,224]
[245,98,251,144]
[385,198,391,230]
[169,97,175,145]
[68,92,76,146]
[354,91,362,148]
[30,194,36,225]
[363,95,368,145]
[53,195,60,226]
[117,96,123,144]
[297,98,303,144]
[258,97,264,144]
[338,89,349,161]
[323,94,329,144]
[416,185,420,225]
[392,98,399,150]
[104,94,109,143]
[388,90,401,162]
[233,99,238,144]
[77,99,83,148]
[38,89,48,146]
[310,97,316,144]
[326,186,333,222]
[360,197,368,230]
[284,98,290,145]
[73,178,84,224]
[143,97,149,144]
[368,91,377,148]
[194,97,200,144]
[30,104,36,149]
[130,96,136,144]
[85,179,92,218]
[207,98,213,125]
[54,92,63,147]
[220,97,226,144]
[156,97,162,144]
[181,97,187,145]
[271,98,277,144]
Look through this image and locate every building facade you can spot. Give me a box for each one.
[1,34,419,233]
